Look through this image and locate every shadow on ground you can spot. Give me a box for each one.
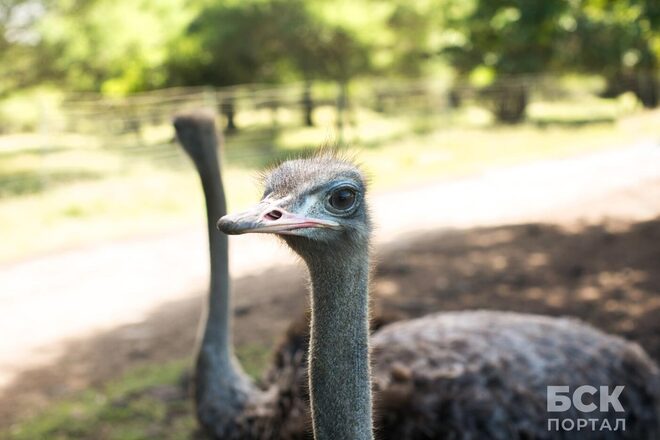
[3,217,659,428]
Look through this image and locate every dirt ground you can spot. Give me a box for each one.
[3,152,660,430]
[4,219,660,428]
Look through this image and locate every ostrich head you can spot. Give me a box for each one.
[217,154,370,261]
[173,110,219,169]
[219,153,375,440]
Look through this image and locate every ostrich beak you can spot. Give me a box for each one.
[217,202,340,235]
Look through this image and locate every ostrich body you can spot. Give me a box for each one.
[218,154,660,439]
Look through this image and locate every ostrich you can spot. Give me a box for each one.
[218,153,660,439]
[173,110,312,439]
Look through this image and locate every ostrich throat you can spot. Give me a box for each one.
[306,250,373,440]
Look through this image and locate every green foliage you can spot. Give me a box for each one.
[444,0,568,77]
[441,1,570,122]
[378,0,454,77]
[1,0,659,105]
[443,0,658,79]
[166,0,371,87]
[0,0,54,97]
[442,0,660,120]
[38,0,194,94]
[561,0,659,106]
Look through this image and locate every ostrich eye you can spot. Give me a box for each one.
[328,187,357,211]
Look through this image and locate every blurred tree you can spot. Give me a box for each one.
[167,2,275,88]
[291,25,371,126]
[37,0,192,94]
[382,1,447,77]
[0,0,53,98]
[561,0,659,107]
[167,0,371,130]
[444,0,569,123]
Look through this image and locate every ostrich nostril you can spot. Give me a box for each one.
[264,209,283,221]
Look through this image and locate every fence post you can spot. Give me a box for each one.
[336,81,347,146]
[302,82,314,127]
[37,97,49,191]
[221,91,238,133]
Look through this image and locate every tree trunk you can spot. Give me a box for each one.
[302,82,314,127]
[634,71,658,108]
[336,82,348,144]
[448,88,462,109]
[603,70,658,108]
[220,95,237,133]
[486,82,528,124]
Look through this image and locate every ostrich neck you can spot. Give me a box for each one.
[195,160,233,362]
[307,250,373,440]
[195,157,254,428]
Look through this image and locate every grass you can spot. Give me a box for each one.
[5,343,272,440]
[1,99,657,263]
[6,360,195,440]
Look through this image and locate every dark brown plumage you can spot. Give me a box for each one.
[371,311,659,439]
[266,310,660,439]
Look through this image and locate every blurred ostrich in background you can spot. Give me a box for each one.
[218,153,660,439]
[175,111,312,439]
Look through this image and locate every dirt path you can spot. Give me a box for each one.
[2,141,660,427]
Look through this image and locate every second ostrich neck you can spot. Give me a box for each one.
[200,163,232,361]
[197,160,254,428]
[306,251,373,440]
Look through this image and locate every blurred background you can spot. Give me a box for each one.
[1,0,659,438]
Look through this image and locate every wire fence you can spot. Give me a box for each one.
[0,74,646,199]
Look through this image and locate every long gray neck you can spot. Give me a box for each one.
[198,151,233,367]
[306,250,373,440]
[174,113,254,436]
